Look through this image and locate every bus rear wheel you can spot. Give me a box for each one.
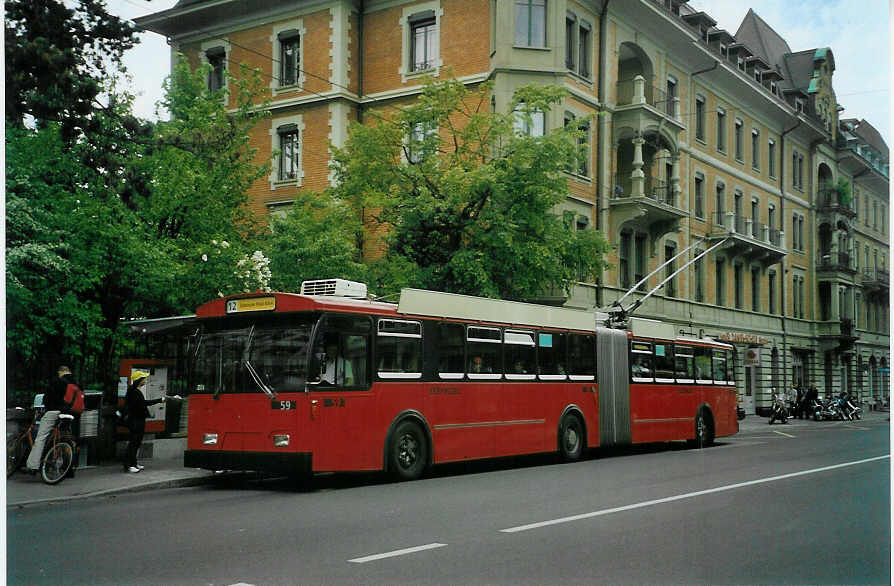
[558,413,584,462]
[389,420,428,481]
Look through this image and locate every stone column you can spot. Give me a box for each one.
[631,135,645,198]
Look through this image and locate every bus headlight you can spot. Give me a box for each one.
[203,433,218,445]
[273,434,290,447]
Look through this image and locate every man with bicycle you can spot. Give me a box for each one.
[25,365,78,473]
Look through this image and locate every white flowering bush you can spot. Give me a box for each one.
[235,250,272,293]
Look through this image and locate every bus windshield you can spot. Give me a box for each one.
[191,316,314,395]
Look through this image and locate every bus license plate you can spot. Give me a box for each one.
[272,400,297,410]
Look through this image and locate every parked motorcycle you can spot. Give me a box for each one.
[768,392,790,424]
[839,394,862,420]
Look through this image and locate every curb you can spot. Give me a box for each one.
[7,472,224,509]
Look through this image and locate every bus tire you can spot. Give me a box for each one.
[558,412,584,462]
[388,420,428,481]
[691,408,714,448]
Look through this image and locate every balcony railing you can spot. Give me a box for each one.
[862,267,891,289]
[711,212,786,251]
[817,186,857,218]
[612,174,679,208]
[616,78,678,118]
[817,252,855,273]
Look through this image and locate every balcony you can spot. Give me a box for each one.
[817,252,857,276]
[614,76,685,135]
[817,186,856,220]
[818,318,858,351]
[610,173,688,255]
[861,268,890,297]
[707,212,786,267]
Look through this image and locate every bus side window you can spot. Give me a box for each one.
[712,349,727,384]
[630,341,653,382]
[538,332,567,380]
[568,334,596,381]
[654,343,675,381]
[438,323,465,379]
[694,347,712,383]
[377,319,422,379]
[467,326,501,379]
[311,315,370,389]
[504,330,536,380]
[675,345,695,382]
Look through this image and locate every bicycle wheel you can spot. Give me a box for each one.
[41,441,73,485]
[7,435,26,477]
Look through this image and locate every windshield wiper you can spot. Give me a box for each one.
[242,325,277,399]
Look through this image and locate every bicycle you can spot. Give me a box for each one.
[7,407,78,484]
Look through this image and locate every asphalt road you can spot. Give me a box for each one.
[8,418,889,585]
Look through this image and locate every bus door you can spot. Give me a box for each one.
[307,314,374,471]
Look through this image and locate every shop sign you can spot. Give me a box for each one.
[717,332,769,345]
[744,348,761,367]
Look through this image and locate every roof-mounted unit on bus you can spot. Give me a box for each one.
[300,279,368,298]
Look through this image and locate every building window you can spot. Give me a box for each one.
[410,11,438,72]
[734,119,744,162]
[619,231,631,289]
[792,151,804,190]
[694,173,705,219]
[408,121,437,164]
[695,95,705,142]
[205,46,226,92]
[768,270,776,314]
[634,234,647,291]
[715,258,726,306]
[564,112,590,176]
[664,241,676,297]
[694,250,705,302]
[515,0,546,47]
[578,21,591,78]
[716,108,727,152]
[565,13,575,70]
[278,31,300,86]
[734,263,744,309]
[277,124,300,181]
[768,139,776,177]
[751,128,760,170]
[715,182,726,225]
[791,213,805,251]
[665,76,677,118]
[751,266,760,312]
[513,103,545,137]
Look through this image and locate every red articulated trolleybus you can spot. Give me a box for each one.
[184,279,738,481]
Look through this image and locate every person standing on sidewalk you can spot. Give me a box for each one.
[121,373,166,473]
[26,365,76,473]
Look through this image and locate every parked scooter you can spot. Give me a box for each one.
[768,392,791,424]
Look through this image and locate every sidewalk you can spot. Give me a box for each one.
[6,452,220,509]
[8,410,888,508]
[737,406,890,433]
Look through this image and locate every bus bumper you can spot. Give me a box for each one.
[184,450,312,475]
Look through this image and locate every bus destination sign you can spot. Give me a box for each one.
[225,297,276,314]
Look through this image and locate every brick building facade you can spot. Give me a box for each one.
[137,0,889,414]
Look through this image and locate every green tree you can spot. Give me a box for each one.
[5,0,138,139]
[265,191,368,292]
[328,78,610,300]
[6,58,271,395]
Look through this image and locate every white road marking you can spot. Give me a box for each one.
[844,425,870,431]
[772,430,796,438]
[348,543,447,563]
[500,455,890,533]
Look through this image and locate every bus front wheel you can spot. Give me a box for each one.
[388,420,428,481]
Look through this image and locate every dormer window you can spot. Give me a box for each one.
[754,70,761,83]
[737,56,745,71]
[795,98,805,113]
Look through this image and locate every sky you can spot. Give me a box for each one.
[109,0,890,144]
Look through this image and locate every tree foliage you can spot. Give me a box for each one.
[5,0,139,139]
[327,78,610,300]
[6,55,271,394]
